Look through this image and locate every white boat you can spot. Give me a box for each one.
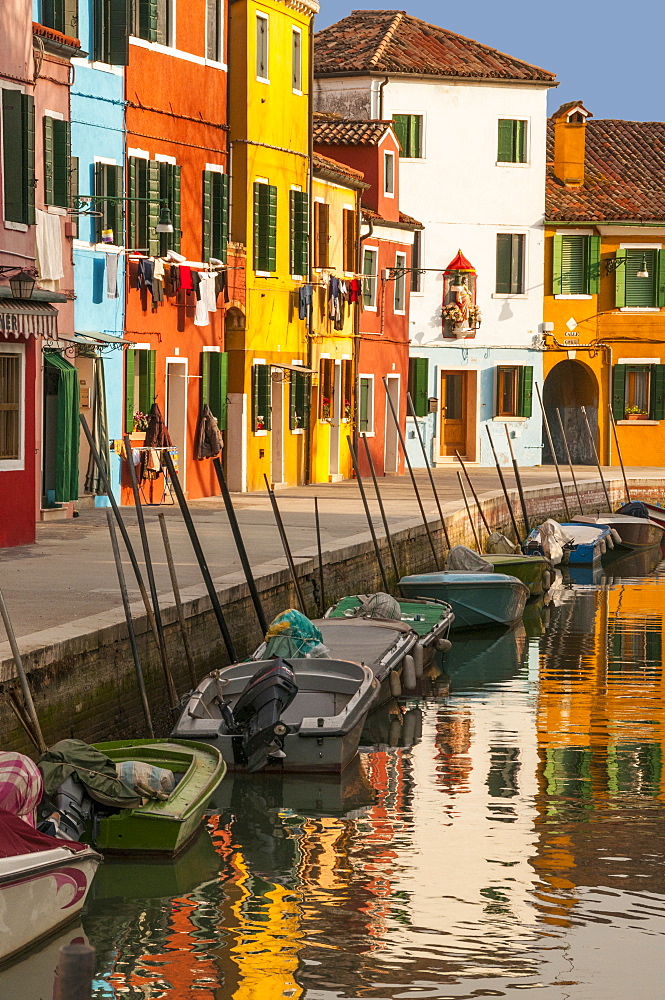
[173,657,378,773]
[0,816,101,967]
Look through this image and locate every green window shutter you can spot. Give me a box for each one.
[410,115,421,157]
[52,119,71,209]
[2,90,24,223]
[625,248,657,307]
[253,182,277,272]
[202,171,212,262]
[201,351,228,426]
[392,115,408,157]
[408,357,429,417]
[560,235,586,295]
[518,366,533,418]
[138,0,157,40]
[496,234,512,294]
[128,156,137,247]
[614,248,627,307]
[112,163,123,244]
[201,351,211,411]
[69,154,79,238]
[657,250,665,308]
[650,365,665,420]
[267,184,277,271]
[108,0,130,64]
[43,117,55,206]
[289,372,309,430]
[289,190,296,275]
[289,190,308,276]
[289,369,297,430]
[587,235,601,294]
[497,119,513,162]
[515,119,526,162]
[358,378,370,433]
[253,364,271,431]
[217,173,229,262]
[612,364,627,419]
[171,164,181,252]
[93,161,103,243]
[64,0,79,37]
[218,352,228,429]
[552,234,563,295]
[148,160,160,256]
[138,350,156,414]
[23,94,35,226]
[125,349,135,431]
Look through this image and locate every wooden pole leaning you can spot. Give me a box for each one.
[123,434,178,710]
[504,424,531,535]
[581,406,612,509]
[347,436,390,594]
[163,449,237,663]
[361,433,401,583]
[263,474,307,615]
[107,510,154,736]
[457,470,480,550]
[555,408,585,514]
[608,402,632,502]
[158,513,197,690]
[455,450,492,537]
[0,585,46,754]
[382,376,441,569]
[406,391,451,549]
[314,497,326,615]
[485,425,522,542]
[535,383,571,522]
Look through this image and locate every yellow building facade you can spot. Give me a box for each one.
[227,0,318,492]
[542,103,665,468]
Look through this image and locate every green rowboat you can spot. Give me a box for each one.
[91,739,226,857]
[481,553,552,596]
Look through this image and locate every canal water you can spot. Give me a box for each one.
[10,552,665,999]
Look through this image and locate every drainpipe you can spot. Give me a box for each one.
[304,15,315,486]
[378,76,389,120]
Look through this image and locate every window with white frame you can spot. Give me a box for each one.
[256,13,269,80]
[496,233,525,295]
[394,251,407,313]
[358,376,374,433]
[206,0,223,61]
[363,247,378,308]
[0,344,24,468]
[292,28,302,92]
[133,0,176,47]
[384,151,394,195]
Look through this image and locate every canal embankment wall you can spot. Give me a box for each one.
[1,474,664,751]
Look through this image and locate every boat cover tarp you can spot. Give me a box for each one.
[351,593,401,620]
[0,752,43,828]
[446,545,493,572]
[485,532,518,554]
[39,740,141,810]
[534,519,574,565]
[264,610,330,659]
[617,501,651,520]
[316,619,413,669]
[0,808,85,857]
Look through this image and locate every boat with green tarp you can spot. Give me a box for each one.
[325,594,454,652]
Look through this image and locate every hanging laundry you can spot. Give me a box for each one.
[195,403,224,459]
[349,277,361,303]
[203,273,218,313]
[152,258,165,307]
[165,264,180,295]
[35,209,64,289]
[106,253,119,298]
[191,271,203,301]
[194,283,210,326]
[299,284,312,321]
[215,269,228,303]
[138,258,154,293]
[178,265,193,291]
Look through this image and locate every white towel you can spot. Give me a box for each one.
[194,275,210,326]
[204,273,218,313]
[36,209,64,283]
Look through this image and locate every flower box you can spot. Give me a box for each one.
[625,413,649,420]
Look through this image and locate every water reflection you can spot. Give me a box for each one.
[10,563,665,999]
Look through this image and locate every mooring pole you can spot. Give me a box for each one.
[455,450,492,536]
[555,407,585,515]
[314,497,326,615]
[504,425,531,535]
[163,449,237,663]
[485,425,521,542]
[608,402,632,502]
[382,377,441,569]
[213,457,269,634]
[158,514,197,690]
[361,433,401,583]
[0,585,46,754]
[581,405,612,510]
[406,391,451,549]
[264,474,307,615]
[457,470,480,549]
[535,383,571,521]
[123,435,178,709]
[107,510,154,735]
[347,436,391,593]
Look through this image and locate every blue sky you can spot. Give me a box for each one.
[317,1,662,122]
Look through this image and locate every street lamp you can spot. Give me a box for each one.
[156,202,174,234]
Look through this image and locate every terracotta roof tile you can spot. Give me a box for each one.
[362,207,423,229]
[546,119,665,222]
[313,151,367,186]
[313,113,394,146]
[314,10,556,84]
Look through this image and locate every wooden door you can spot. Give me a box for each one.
[440,371,466,457]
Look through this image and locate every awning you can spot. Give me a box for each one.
[270,362,315,375]
[0,300,58,339]
[74,331,134,346]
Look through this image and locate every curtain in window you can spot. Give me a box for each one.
[84,357,110,495]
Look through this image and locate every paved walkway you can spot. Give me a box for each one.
[1,464,663,641]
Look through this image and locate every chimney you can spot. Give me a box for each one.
[552,102,592,187]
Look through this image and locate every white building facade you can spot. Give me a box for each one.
[314,11,557,466]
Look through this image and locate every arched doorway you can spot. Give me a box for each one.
[543,360,598,465]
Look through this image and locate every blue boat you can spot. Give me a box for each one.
[397,572,529,631]
[524,521,612,565]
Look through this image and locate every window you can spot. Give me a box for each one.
[495,365,533,418]
[408,357,429,417]
[125,348,156,432]
[292,28,302,92]
[394,252,406,313]
[0,349,22,464]
[497,119,527,163]
[131,0,172,46]
[615,249,662,308]
[2,90,35,225]
[552,234,600,295]
[358,376,373,433]
[343,208,356,273]
[319,358,334,420]
[128,156,154,251]
[289,369,310,430]
[384,151,394,195]
[43,116,71,209]
[392,114,422,158]
[94,0,130,63]
[411,229,422,292]
[496,233,525,294]
[206,0,223,61]
[341,359,352,420]
[202,169,229,263]
[362,248,378,308]
[313,201,329,269]
[612,364,665,420]
[252,363,271,431]
[253,181,277,272]
[201,350,228,427]
[69,155,79,238]
[289,189,308,276]
[94,162,123,245]
[256,13,268,80]
[41,0,78,36]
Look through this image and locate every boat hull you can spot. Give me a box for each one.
[481,554,552,595]
[0,846,100,966]
[398,573,529,631]
[572,515,664,550]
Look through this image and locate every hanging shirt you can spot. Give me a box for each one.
[299,284,312,321]
[178,265,193,291]
[138,258,154,292]
[203,273,218,312]
[191,271,202,300]
[194,285,210,326]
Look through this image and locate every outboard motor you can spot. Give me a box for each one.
[39,774,93,842]
[232,659,298,772]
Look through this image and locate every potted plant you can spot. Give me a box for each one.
[625,406,649,420]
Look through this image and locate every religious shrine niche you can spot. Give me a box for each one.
[442,250,481,339]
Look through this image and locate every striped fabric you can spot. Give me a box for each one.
[0,753,43,828]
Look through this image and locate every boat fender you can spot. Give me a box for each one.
[402,709,418,747]
[389,670,402,698]
[611,528,622,545]
[599,539,606,554]
[542,569,554,592]
[434,637,452,653]
[606,534,614,550]
[413,644,424,678]
[389,717,402,747]
[402,655,417,692]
